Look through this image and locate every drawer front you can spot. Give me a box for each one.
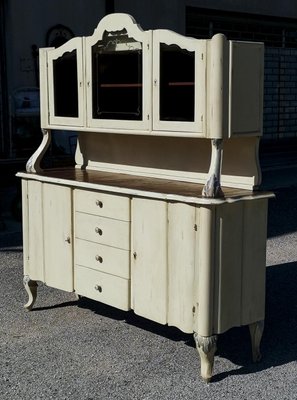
[75,212,130,250]
[75,266,130,311]
[75,239,130,278]
[74,189,130,221]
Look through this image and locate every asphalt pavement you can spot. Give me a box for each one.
[0,167,297,399]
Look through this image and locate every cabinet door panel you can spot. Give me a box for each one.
[131,198,167,324]
[43,184,73,291]
[168,203,196,333]
[25,180,44,281]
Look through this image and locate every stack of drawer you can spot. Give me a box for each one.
[74,189,131,310]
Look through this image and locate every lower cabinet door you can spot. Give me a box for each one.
[75,265,130,311]
[131,198,168,324]
[43,183,73,291]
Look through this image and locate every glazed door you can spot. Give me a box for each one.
[47,37,85,126]
[153,30,206,135]
[86,14,152,131]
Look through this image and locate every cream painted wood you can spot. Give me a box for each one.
[85,13,152,131]
[229,41,264,137]
[131,198,168,325]
[75,238,130,279]
[213,202,243,333]
[167,202,197,333]
[21,180,29,276]
[241,199,267,325]
[152,29,206,134]
[74,189,130,221]
[43,183,73,291]
[206,34,229,139]
[75,133,261,191]
[75,265,130,311]
[47,37,85,126]
[75,212,130,250]
[39,48,53,129]
[26,129,51,173]
[25,180,44,281]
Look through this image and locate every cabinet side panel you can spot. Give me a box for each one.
[131,198,167,324]
[43,184,73,291]
[241,199,267,325]
[26,180,44,281]
[229,42,264,136]
[168,202,196,333]
[22,180,29,275]
[214,202,243,334]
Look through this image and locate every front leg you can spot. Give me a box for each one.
[249,320,264,362]
[23,275,38,311]
[194,333,218,383]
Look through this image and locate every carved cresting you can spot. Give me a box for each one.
[26,128,52,173]
[202,139,224,198]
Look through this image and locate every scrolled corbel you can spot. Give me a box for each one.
[26,128,52,173]
[202,139,224,198]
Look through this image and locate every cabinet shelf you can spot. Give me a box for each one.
[100,83,142,88]
[167,82,194,86]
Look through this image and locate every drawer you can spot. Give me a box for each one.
[75,265,130,311]
[75,239,130,278]
[74,189,130,221]
[75,212,130,250]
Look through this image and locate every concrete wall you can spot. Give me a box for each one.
[5,0,105,93]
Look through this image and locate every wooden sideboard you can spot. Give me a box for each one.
[18,13,273,382]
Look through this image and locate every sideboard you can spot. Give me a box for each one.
[18,13,273,382]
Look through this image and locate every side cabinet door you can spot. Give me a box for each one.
[131,198,167,324]
[43,184,73,291]
[23,180,45,281]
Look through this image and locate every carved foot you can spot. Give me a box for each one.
[249,320,264,362]
[194,333,218,383]
[23,275,38,311]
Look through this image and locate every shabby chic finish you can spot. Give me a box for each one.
[18,13,272,382]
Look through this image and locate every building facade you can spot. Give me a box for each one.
[1,0,297,160]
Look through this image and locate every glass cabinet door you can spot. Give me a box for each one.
[153,31,206,135]
[48,38,84,126]
[86,15,151,130]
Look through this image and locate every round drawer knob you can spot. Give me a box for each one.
[95,255,103,263]
[95,285,102,293]
[96,200,103,208]
[95,227,103,235]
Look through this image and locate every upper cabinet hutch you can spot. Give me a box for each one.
[18,14,273,382]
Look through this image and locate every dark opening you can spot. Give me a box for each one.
[53,50,79,118]
[159,43,195,122]
[92,46,143,120]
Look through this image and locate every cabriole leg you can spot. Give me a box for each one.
[249,320,264,362]
[194,333,218,383]
[23,275,38,311]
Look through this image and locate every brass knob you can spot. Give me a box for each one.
[95,227,103,235]
[65,236,71,243]
[96,200,103,208]
[95,284,102,293]
[133,252,137,260]
[95,255,103,263]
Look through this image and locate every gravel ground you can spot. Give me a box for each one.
[0,184,297,399]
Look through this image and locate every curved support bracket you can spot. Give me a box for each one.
[249,320,264,362]
[23,275,38,311]
[26,128,52,173]
[202,139,224,198]
[194,333,218,383]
